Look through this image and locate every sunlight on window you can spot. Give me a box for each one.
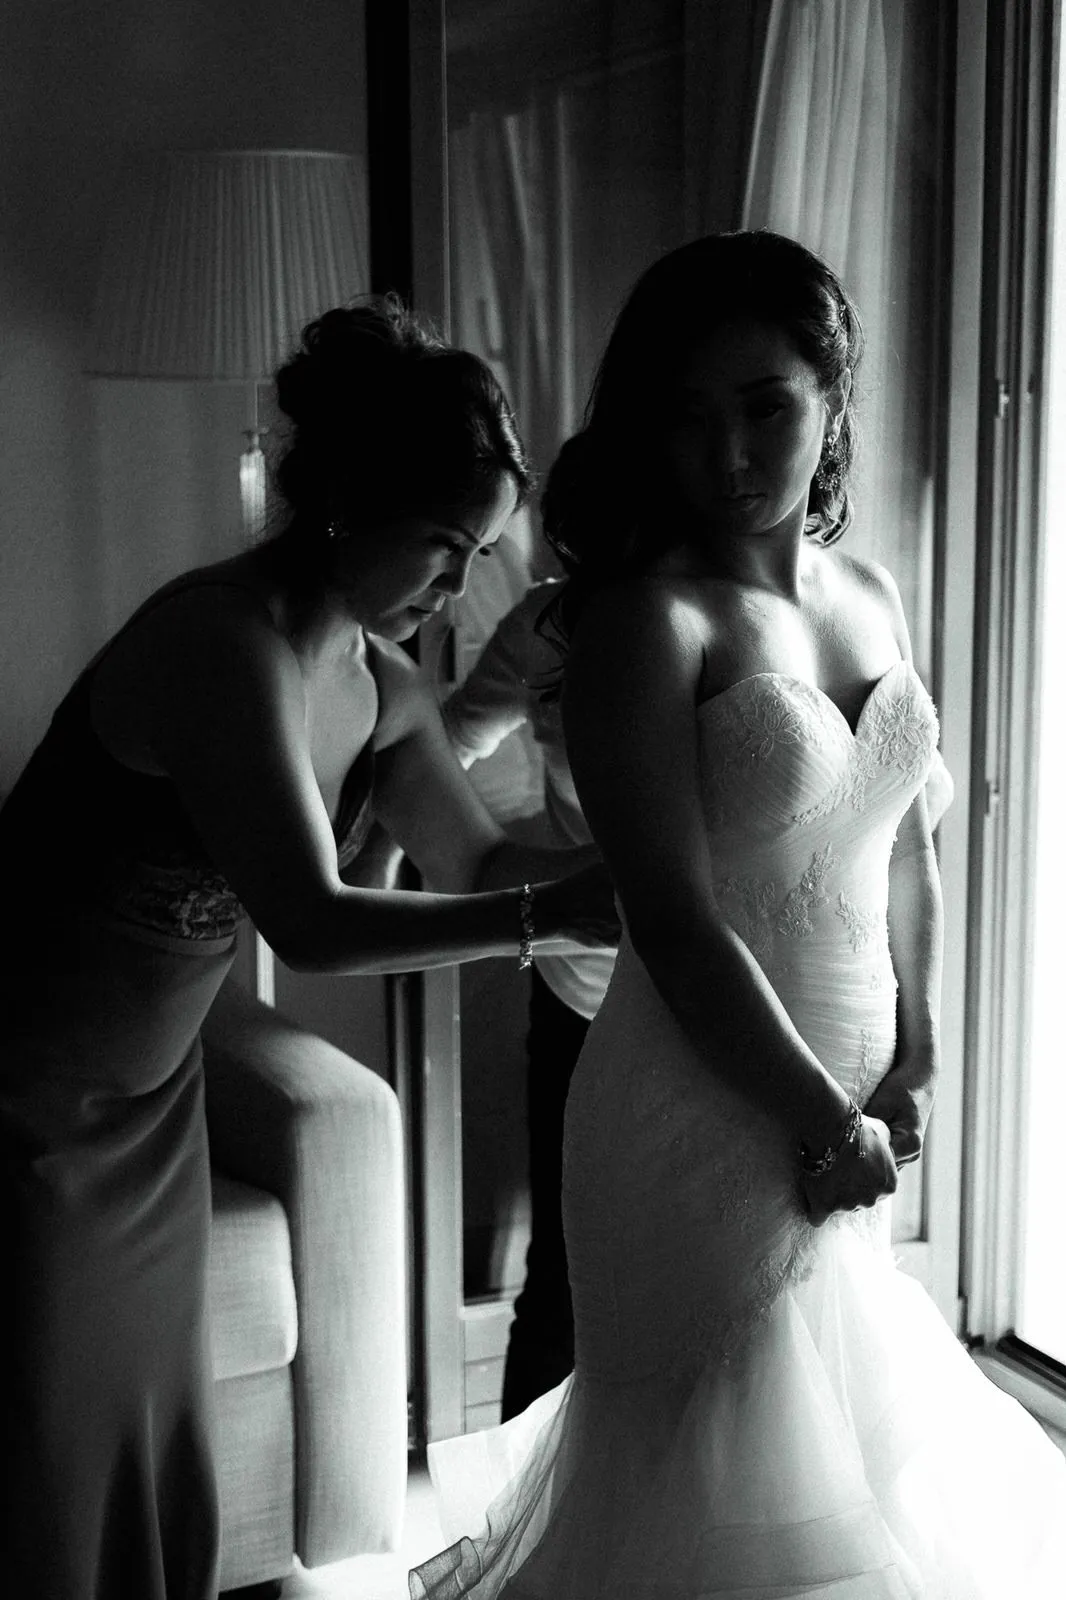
[1017,79,1066,1369]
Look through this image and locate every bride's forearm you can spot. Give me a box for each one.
[632,914,853,1147]
[887,823,943,1075]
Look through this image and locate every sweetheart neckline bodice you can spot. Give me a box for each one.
[696,659,914,740]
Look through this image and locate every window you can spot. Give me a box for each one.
[961,0,1066,1440]
[1008,4,1066,1372]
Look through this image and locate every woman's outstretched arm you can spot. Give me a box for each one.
[366,637,605,895]
[98,587,614,975]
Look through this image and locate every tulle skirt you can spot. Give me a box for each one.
[411,1210,1066,1600]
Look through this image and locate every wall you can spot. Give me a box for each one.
[0,0,368,791]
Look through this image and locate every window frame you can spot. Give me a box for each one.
[888,0,981,1324]
[960,0,1066,1442]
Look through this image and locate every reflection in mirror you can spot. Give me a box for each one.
[439,0,946,1433]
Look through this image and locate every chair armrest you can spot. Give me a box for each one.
[202,978,407,1563]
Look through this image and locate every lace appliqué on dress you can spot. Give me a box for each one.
[855,1029,878,1103]
[740,687,820,762]
[777,844,833,936]
[875,687,938,784]
[796,675,939,826]
[99,854,244,941]
[678,1219,819,1375]
[717,845,835,971]
[836,888,882,954]
[703,679,826,829]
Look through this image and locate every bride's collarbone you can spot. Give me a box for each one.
[692,606,902,727]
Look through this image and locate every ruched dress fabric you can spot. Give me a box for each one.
[412,662,1066,1600]
[0,583,376,1600]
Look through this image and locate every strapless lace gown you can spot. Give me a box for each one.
[412,663,1066,1600]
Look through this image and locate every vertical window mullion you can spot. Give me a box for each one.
[964,0,1056,1352]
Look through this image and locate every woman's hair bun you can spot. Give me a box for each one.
[267,294,531,559]
[274,295,442,431]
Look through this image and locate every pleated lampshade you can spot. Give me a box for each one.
[85,149,369,380]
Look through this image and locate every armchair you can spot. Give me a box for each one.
[201,978,408,1593]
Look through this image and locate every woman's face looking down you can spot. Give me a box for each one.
[330,470,520,640]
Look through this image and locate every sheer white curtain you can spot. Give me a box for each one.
[744,0,894,277]
[742,0,936,673]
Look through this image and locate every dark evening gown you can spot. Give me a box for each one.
[0,580,376,1600]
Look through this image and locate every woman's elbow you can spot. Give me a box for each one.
[251,889,355,975]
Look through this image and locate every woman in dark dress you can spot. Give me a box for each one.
[0,298,615,1600]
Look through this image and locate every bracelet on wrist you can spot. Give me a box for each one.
[799,1098,862,1178]
[518,882,535,971]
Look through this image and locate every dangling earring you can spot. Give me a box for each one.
[326,519,347,542]
[815,430,844,501]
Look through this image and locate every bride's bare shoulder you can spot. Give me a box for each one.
[819,546,910,650]
[566,573,718,699]
[822,546,903,608]
[572,571,719,645]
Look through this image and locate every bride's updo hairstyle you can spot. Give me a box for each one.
[542,230,863,638]
[268,295,531,579]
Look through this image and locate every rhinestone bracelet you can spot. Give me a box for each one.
[518,882,535,971]
[799,1098,863,1177]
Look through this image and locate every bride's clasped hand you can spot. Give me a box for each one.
[800,1109,898,1228]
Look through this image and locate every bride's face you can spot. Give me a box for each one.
[660,318,849,542]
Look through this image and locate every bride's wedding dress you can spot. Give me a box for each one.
[412,662,1066,1599]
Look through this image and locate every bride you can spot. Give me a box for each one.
[411,231,1066,1598]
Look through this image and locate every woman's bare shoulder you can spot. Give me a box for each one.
[110,576,292,689]
[91,569,302,764]
[96,566,299,710]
